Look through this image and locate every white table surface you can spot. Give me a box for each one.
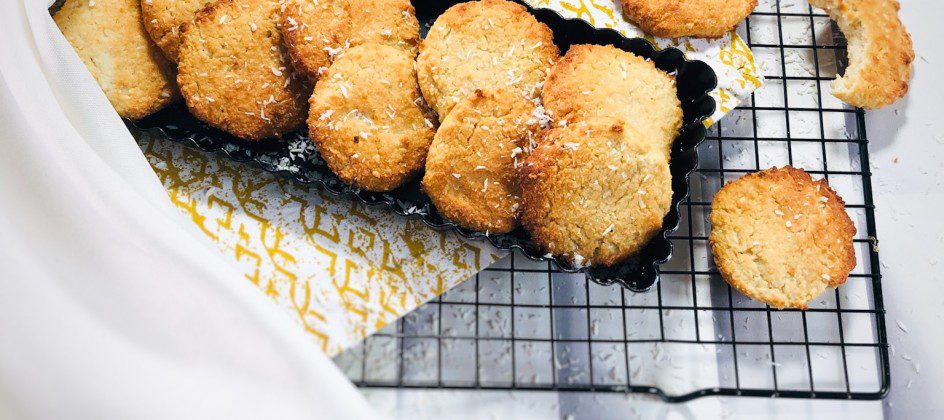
[357,1,943,418]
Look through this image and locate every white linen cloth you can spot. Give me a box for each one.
[0,0,378,418]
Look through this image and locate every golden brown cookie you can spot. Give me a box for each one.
[808,0,914,109]
[280,0,419,80]
[309,43,436,192]
[620,0,757,39]
[417,0,559,120]
[279,0,346,80]
[140,0,213,62]
[543,44,682,156]
[177,0,310,140]
[423,89,542,234]
[519,118,672,267]
[709,166,857,309]
[54,0,178,119]
[343,0,420,56]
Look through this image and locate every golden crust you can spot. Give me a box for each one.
[280,0,419,81]
[54,0,178,119]
[809,0,914,109]
[709,166,857,309]
[280,0,346,80]
[422,89,541,234]
[542,44,682,156]
[309,43,436,192]
[177,0,310,140]
[343,0,419,57]
[519,117,672,267]
[140,0,213,62]
[417,0,559,120]
[620,0,757,39]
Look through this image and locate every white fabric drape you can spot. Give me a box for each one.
[0,1,378,418]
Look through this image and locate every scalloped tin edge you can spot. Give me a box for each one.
[128,0,717,293]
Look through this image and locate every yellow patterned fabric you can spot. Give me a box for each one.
[525,0,762,126]
[137,1,760,357]
[139,134,501,355]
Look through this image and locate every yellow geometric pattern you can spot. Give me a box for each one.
[135,1,759,358]
[139,134,501,355]
[524,0,763,127]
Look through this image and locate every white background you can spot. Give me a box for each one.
[361,1,943,418]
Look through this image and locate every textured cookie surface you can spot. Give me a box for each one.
[177,0,310,140]
[141,0,213,62]
[55,0,178,119]
[709,166,857,309]
[417,0,559,120]
[281,0,419,80]
[423,89,541,233]
[543,44,682,156]
[309,43,436,192]
[620,0,756,38]
[809,0,914,109]
[519,118,672,267]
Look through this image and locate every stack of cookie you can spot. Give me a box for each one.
[418,0,559,233]
[292,0,430,191]
[515,44,683,267]
[407,1,686,268]
[53,0,686,269]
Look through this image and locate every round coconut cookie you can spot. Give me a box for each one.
[519,117,672,267]
[309,43,436,192]
[177,0,310,140]
[542,44,682,156]
[417,0,559,120]
[55,0,178,119]
[280,0,419,80]
[140,0,214,62]
[422,89,542,234]
[709,166,857,309]
[620,0,757,39]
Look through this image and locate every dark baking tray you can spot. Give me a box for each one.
[128,0,717,292]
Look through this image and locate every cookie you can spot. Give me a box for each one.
[279,0,346,79]
[808,0,914,109]
[140,0,213,62]
[542,44,682,156]
[280,0,420,80]
[309,43,436,192]
[54,0,178,119]
[417,0,559,120]
[177,0,310,140]
[343,0,420,56]
[519,118,672,267]
[422,89,541,233]
[620,0,757,39]
[709,166,857,309]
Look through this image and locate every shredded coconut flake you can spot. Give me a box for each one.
[602,224,615,236]
[896,320,909,333]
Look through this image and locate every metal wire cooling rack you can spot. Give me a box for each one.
[333,0,888,401]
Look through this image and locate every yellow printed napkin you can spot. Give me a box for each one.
[139,136,501,355]
[138,1,761,357]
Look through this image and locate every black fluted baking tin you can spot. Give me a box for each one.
[127,0,717,292]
